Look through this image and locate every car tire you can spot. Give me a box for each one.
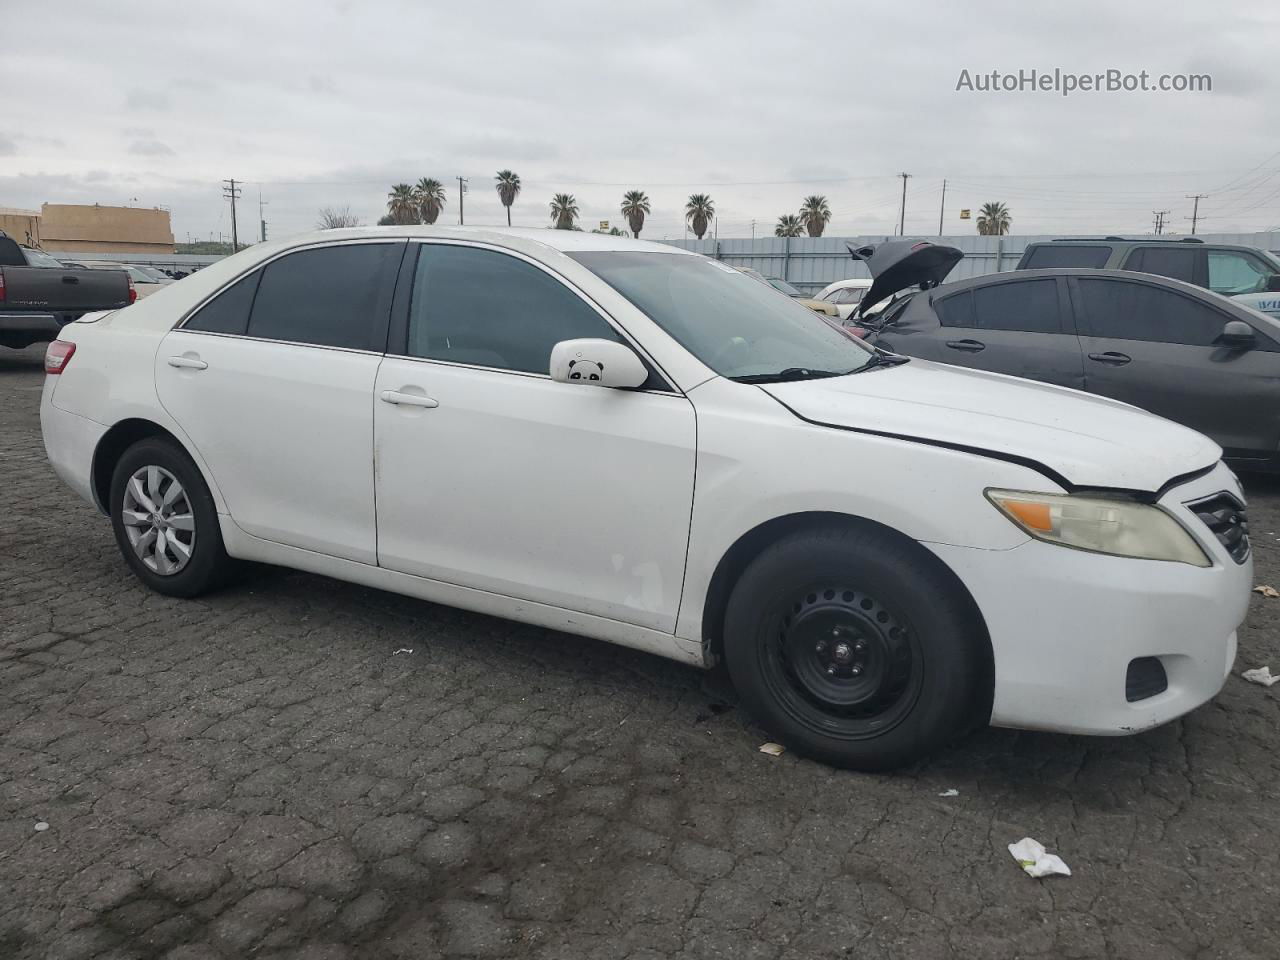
[109,436,238,598]
[723,523,986,771]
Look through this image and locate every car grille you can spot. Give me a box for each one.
[1126,657,1168,702]
[1186,493,1250,564]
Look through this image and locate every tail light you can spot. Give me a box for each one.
[127,275,137,304]
[45,340,76,374]
[0,270,6,301]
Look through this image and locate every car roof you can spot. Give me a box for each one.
[282,225,698,256]
[938,267,1226,298]
[823,278,873,289]
[1025,237,1265,254]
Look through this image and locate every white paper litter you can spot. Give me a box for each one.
[938,788,959,797]
[1253,585,1280,598]
[1008,837,1071,878]
[758,742,785,757]
[1242,666,1280,687]
[392,648,414,656]
[34,822,48,832]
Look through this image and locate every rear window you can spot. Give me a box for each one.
[1021,245,1112,269]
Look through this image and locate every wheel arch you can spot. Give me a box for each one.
[700,511,995,721]
[91,419,209,515]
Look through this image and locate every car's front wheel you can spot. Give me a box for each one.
[109,436,238,597]
[723,524,987,771]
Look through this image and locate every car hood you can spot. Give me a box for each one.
[761,359,1221,493]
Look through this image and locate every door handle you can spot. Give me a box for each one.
[945,339,986,352]
[61,275,79,284]
[167,356,208,370]
[1087,351,1132,366]
[380,389,439,408]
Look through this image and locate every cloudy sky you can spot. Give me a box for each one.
[4,0,1280,243]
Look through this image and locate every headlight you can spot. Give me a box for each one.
[986,489,1211,567]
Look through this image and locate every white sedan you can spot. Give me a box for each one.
[40,227,1251,770]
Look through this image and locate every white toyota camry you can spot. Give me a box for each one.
[40,227,1252,770]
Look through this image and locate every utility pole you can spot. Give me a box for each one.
[750,219,756,241]
[222,179,241,252]
[897,172,912,236]
[1152,209,1171,235]
[1185,194,1206,235]
[937,178,947,237]
[257,188,269,243]
[457,176,469,225]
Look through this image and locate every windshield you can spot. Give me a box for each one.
[767,277,803,297]
[23,247,64,268]
[570,251,877,380]
[136,265,169,280]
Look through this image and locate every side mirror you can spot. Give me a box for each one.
[1266,274,1280,292]
[1218,320,1256,347]
[550,338,648,389]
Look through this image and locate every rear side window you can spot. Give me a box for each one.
[406,244,622,374]
[1022,244,1111,269]
[936,280,1061,334]
[1123,246,1201,284]
[971,279,1061,333]
[185,271,261,335]
[1076,278,1225,345]
[247,243,398,350]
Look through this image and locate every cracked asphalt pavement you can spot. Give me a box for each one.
[3,344,1279,959]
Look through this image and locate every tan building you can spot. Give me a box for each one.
[0,208,41,247]
[38,203,175,254]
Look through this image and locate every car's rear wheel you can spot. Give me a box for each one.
[723,524,986,771]
[109,437,238,597]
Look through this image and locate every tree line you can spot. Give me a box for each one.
[317,173,1012,238]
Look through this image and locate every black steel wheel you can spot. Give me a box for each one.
[724,523,987,770]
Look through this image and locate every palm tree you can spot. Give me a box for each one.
[799,195,832,237]
[685,194,715,239]
[549,193,579,230]
[495,170,521,226]
[621,190,651,239]
[387,183,418,225]
[976,201,1011,236]
[415,178,447,225]
[775,214,804,237]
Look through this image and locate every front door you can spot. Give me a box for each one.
[374,242,697,632]
[1070,275,1280,460]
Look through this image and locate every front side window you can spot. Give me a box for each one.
[406,244,622,374]
[570,251,877,380]
[185,271,261,335]
[248,243,397,350]
[1208,252,1271,295]
[1076,278,1225,345]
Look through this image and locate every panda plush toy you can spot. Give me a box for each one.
[567,358,603,382]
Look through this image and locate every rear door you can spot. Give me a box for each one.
[921,277,1086,389]
[155,240,403,563]
[1070,275,1280,459]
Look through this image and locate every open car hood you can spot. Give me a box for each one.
[762,359,1221,493]
[849,240,963,312]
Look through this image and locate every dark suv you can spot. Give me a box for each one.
[1016,237,1280,297]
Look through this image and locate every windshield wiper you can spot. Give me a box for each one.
[732,367,852,384]
[851,351,911,374]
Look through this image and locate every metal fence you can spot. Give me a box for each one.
[659,232,1280,294]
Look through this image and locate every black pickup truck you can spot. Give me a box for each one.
[0,231,133,349]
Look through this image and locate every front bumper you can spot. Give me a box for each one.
[928,462,1252,735]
